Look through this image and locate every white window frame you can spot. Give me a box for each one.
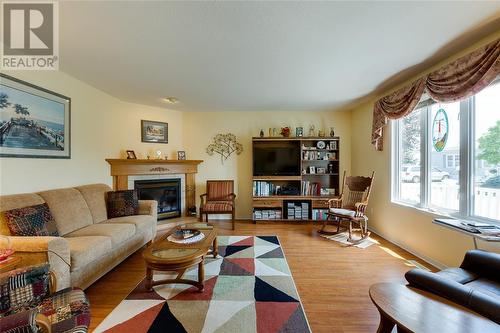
[391,81,500,224]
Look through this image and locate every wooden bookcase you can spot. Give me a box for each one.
[252,137,340,222]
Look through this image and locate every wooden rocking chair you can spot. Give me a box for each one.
[318,171,375,244]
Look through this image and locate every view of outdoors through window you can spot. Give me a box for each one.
[399,109,421,203]
[474,83,500,220]
[395,80,500,222]
[429,102,460,211]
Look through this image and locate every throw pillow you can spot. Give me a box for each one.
[106,190,139,218]
[4,203,59,237]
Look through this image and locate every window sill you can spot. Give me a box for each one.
[390,200,500,226]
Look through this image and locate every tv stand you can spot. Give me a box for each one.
[252,137,340,222]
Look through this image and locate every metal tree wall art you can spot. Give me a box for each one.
[206,133,243,164]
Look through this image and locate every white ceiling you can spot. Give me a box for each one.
[59,1,500,112]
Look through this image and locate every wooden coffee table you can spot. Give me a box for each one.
[369,283,499,333]
[143,226,217,291]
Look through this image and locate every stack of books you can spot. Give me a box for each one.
[286,202,309,220]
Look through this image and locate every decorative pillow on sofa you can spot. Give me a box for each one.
[4,203,59,237]
[106,190,139,218]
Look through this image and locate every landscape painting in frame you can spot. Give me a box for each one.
[0,74,70,158]
[141,120,168,143]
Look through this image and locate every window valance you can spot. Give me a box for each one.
[372,38,500,151]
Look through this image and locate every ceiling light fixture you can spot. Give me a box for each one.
[163,97,179,104]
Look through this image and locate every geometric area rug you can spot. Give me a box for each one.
[94,236,311,333]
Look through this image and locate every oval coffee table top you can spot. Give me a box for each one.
[143,228,216,265]
[369,283,499,333]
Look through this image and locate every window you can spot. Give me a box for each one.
[396,109,421,204]
[392,80,500,222]
[473,82,500,221]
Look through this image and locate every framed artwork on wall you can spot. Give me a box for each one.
[0,74,71,158]
[126,150,137,159]
[141,120,168,143]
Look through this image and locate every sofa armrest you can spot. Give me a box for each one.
[8,236,70,291]
[460,250,500,282]
[138,200,158,238]
[138,200,157,218]
[405,268,500,324]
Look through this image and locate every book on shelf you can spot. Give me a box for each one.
[312,209,329,221]
[301,181,321,196]
[253,181,280,196]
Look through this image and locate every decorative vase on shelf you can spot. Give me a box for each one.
[308,125,315,137]
[330,127,335,137]
[280,127,291,137]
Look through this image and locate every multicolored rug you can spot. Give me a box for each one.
[95,236,311,333]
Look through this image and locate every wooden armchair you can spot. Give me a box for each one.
[199,180,236,230]
[319,171,375,244]
[0,263,90,333]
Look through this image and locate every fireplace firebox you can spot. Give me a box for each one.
[134,179,181,220]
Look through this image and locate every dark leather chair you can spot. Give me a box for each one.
[405,250,500,324]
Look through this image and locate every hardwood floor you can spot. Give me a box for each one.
[86,219,434,332]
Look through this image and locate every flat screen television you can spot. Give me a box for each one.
[253,141,301,176]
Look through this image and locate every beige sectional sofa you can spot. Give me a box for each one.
[0,184,157,291]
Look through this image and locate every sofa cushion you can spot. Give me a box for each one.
[436,267,477,284]
[76,184,112,223]
[0,193,45,236]
[65,224,135,247]
[102,215,154,234]
[4,203,59,237]
[37,188,93,236]
[466,277,500,298]
[106,190,139,218]
[65,236,112,271]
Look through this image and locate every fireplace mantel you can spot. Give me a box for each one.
[105,159,203,216]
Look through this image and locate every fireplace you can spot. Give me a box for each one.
[135,179,181,220]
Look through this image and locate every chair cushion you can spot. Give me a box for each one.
[329,208,356,217]
[65,236,112,271]
[102,215,154,234]
[65,224,135,247]
[4,203,59,237]
[37,287,90,333]
[37,188,93,236]
[106,190,139,218]
[202,202,234,212]
[76,184,112,223]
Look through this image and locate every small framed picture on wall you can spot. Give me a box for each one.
[177,151,186,160]
[141,120,168,143]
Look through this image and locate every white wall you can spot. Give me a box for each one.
[0,71,184,195]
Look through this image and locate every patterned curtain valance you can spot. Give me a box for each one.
[371,38,500,151]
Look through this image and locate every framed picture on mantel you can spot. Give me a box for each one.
[141,120,168,143]
[0,74,71,158]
